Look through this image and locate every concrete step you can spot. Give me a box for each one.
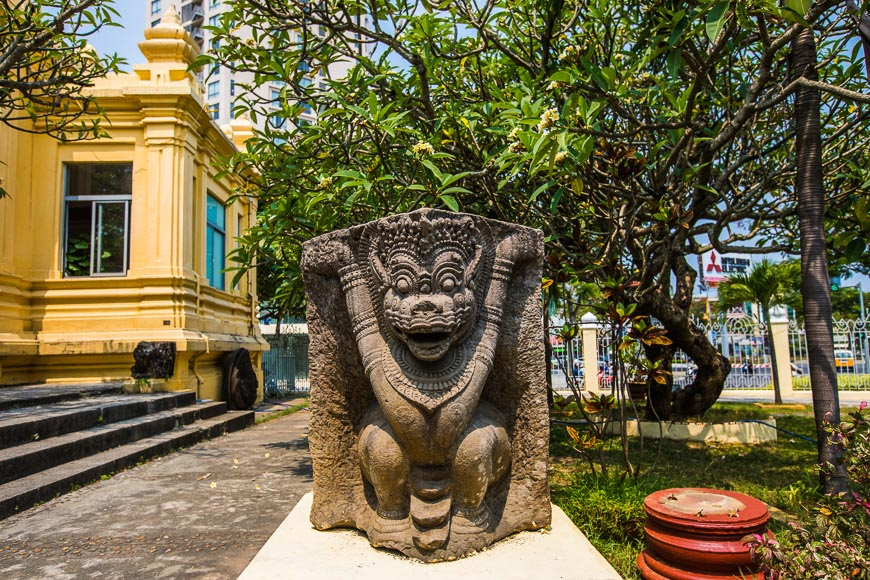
[0,391,198,450]
[0,382,125,411]
[0,401,228,485]
[0,410,254,519]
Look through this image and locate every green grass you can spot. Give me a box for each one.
[793,375,870,389]
[550,402,822,579]
[254,400,309,424]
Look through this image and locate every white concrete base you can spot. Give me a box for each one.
[239,492,622,580]
[611,418,778,444]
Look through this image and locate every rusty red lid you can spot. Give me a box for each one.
[644,488,769,534]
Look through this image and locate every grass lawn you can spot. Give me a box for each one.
[793,375,870,389]
[549,402,831,579]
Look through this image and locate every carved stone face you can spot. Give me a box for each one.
[382,249,476,361]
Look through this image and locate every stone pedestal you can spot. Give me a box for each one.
[637,488,770,580]
[238,492,622,580]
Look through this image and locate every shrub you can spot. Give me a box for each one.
[748,402,870,579]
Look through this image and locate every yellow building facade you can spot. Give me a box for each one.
[0,9,266,401]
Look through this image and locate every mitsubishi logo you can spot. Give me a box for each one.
[707,252,723,273]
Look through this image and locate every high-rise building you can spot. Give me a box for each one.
[145,0,365,130]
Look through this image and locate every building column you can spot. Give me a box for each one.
[580,312,600,394]
[770,306,793,398]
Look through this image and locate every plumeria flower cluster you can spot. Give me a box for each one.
[508,141,524,153]
[559,45,582,63]
[507,128,524,153]
[412,141,435,155]
[537,108,559,132]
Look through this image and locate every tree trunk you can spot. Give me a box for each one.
[639,292,731,418]
[644,342,673,421]
[792,25,848,494]
[637,254,730,419]
[763,305,783,404]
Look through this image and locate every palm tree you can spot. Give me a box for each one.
[791,21,847,494]
[716,259,799,404]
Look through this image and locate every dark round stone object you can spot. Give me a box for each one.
[223,348,258,410]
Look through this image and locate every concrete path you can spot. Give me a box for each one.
[0,406,312,580]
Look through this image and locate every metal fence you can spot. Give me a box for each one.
[789,316,869,390]
[711,317,772,390]
[551,313,870,393]
[262,333,311,397]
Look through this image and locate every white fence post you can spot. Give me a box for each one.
[770,306,793,398]
[580,312,600,393]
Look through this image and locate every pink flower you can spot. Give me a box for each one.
[859,400,867,410]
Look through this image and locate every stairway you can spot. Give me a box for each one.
[0,382,254,519]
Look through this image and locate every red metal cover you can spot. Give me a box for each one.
[643,488,769,535]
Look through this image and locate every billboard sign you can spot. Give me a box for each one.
[698,251,752,287]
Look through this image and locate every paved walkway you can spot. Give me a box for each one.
[0,401,312,580]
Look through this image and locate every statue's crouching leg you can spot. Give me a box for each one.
[359,405,410,542]
[451,400,510,534]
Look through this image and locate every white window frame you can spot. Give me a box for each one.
[62,163,132,278]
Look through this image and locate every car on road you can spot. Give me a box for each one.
[835,349,854,369]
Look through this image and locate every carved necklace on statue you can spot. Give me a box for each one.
[381,340,476,412]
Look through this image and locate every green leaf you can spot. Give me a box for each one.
[705,3,729,44]
[586,100,606,124]
[529,182,550,203]
[189,54,213,70]
[440,195,459,212]
[549,187,564,214]
[548,70,573,84]
[440,171,472,188]
[421,159,443,180]
[333,169,365,179]
[667,50,683,79]
[845,238,867,262]
[784,0,811,18]
[601,67,617,90]
[668,10,688,47]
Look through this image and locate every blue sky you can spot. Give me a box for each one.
[89,4,146,71]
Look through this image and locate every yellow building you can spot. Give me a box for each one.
[0,8,267,401]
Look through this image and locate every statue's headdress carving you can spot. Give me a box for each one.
[371,214,482,288]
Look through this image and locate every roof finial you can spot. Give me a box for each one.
[160,4,182,28]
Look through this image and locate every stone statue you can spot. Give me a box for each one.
[302,209,550,562]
